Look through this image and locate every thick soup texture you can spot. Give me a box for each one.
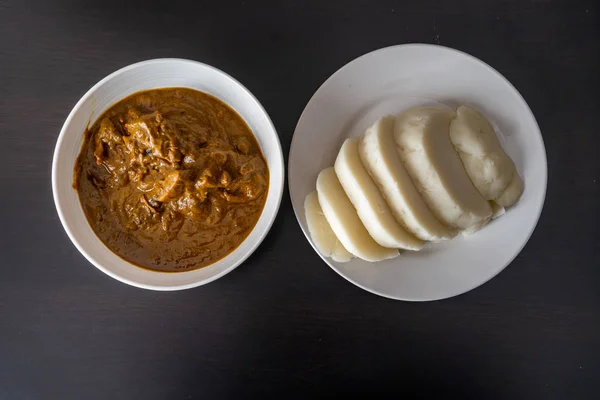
[74,88,269,272]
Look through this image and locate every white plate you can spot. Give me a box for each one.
[289,44,547,301]
[53,59,284,290]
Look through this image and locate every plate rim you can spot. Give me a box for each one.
[288,43,548,301]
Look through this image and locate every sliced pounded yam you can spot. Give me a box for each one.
[495,172,524,207]
[316,168,398,262]
[334,138,423,250]
[304,191,352,263]
[394,107,492,230]
[462,201,506,236]
[490,201,506,219]
[359,116,456,242]
[449,105,523,206]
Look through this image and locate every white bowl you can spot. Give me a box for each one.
[52,59,284,290]
[289,44,547,301]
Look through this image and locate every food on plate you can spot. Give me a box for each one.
[304,191,353,262]
[335,138,423,250]
[305,104,523,263]
[359,116,456,242]
[495,172,524,207]
[74,88,269,272]
[490,201,506,219]
[394,107,492,230]
[316,168,398,262]
[449,105,523,206]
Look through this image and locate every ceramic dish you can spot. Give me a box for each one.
[53,58,284,290]
[289,44,547,301]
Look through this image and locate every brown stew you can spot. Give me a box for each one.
[74,88,269,272]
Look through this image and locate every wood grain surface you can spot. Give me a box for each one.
[0,0,599,398]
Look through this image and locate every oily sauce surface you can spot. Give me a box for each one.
[74,88,269,272]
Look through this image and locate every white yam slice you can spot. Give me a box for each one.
[335,138,423,250]
[304,191,352,263]
[316,168,398,262]
[359,116,456,241]
[449,105,523,206]
[394,107,492,230]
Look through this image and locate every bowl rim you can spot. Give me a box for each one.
[52,58,284,290]
[288,43,548,301]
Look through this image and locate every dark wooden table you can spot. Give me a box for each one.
[1,0,599,398]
